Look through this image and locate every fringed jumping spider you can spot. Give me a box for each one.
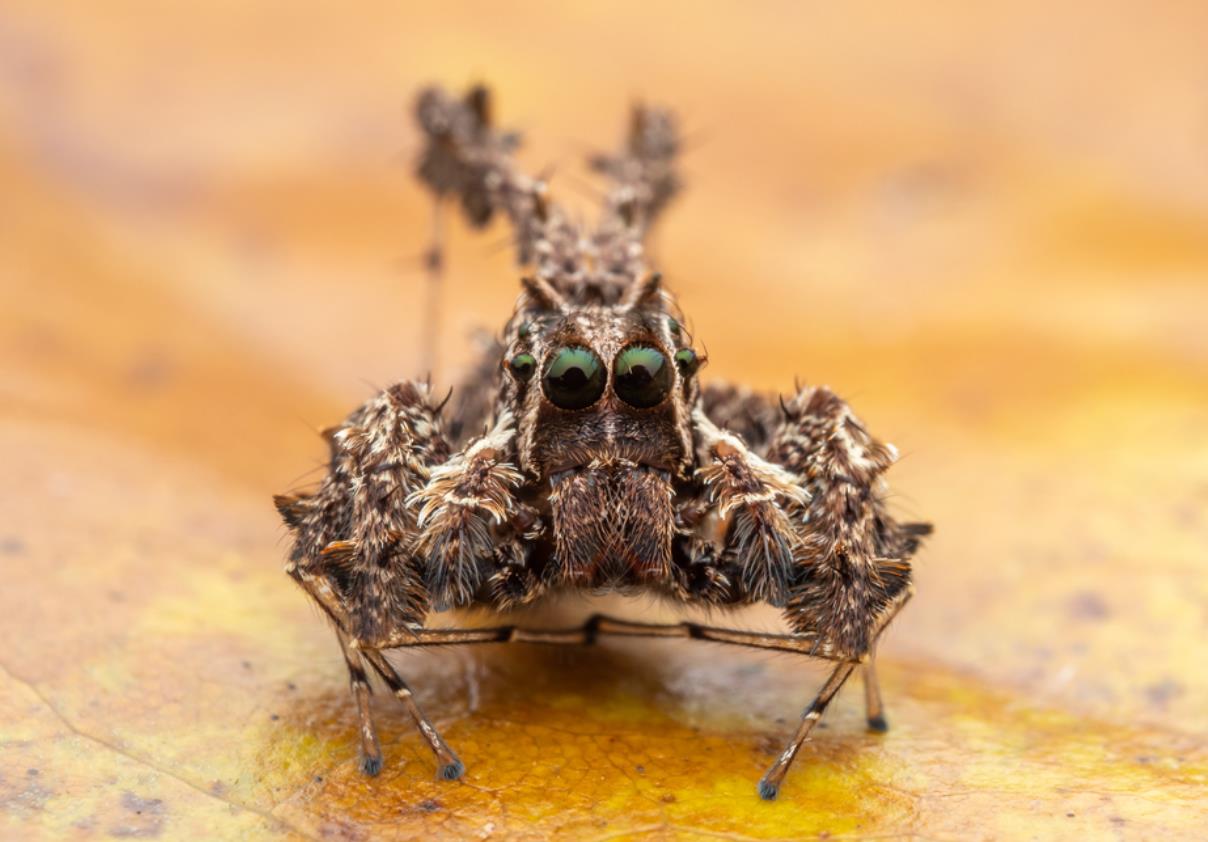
[275,84,930,800]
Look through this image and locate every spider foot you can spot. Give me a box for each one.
[359,752,384,777]
[439,757,466,781]
[757,777,780,801]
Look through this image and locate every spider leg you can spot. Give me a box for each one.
[863,647,888,733]
[282,390,530,779]
[345,600,911,796]
[290,563,468,779]
[285,566,384,774]
[336,628,383,775]
[699,390,897,728]
[587,615,843,661]
[359,648,464,780]
[409,412,524,610]
[769,387,928,747]
[419,198,445,382]
[689,408,809,607]
[277,382,465,778]
[365,615,844,658]
[694,387,928,797]
[757,587,912,799]
[773,386,929,645]
[759,660,855,800]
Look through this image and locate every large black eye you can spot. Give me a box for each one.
[613,345,673,408]
[542,347,606,410]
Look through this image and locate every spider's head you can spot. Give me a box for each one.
[499,273,704,480]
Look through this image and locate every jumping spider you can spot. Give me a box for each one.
[275,84,930,800]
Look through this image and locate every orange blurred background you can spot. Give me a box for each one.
[3,2,1206,839]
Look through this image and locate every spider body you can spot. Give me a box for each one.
[275,85,929,798]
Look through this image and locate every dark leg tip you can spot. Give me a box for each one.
[757,778,780,801]
[359,754,384,777]
[439,758,465,781]
[867,714,889,734]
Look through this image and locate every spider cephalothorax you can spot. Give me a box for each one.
[276,84,930,799]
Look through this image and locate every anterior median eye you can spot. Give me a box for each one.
[542,347,606,410]
[613,345,672,408]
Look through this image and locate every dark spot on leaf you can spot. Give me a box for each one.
[756,735,780,755]
[111,792,165,838]
[1171,502,1198,529]
[1144,679,1183,709]
[121,793,164,815]
[1066,591,1110,621]
[126,352,174,391]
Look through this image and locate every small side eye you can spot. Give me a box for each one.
[508,352,536,381]
[614,345,673,408]
[667,317,681,336]
[674,348,699,377]
[542,347,606,410]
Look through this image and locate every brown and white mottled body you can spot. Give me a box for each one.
[276,85,929,799]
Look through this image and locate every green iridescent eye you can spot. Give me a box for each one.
[674,348,699,377]
[508,352,536,381]
[613,345,672,408]
[542,347,606,410]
